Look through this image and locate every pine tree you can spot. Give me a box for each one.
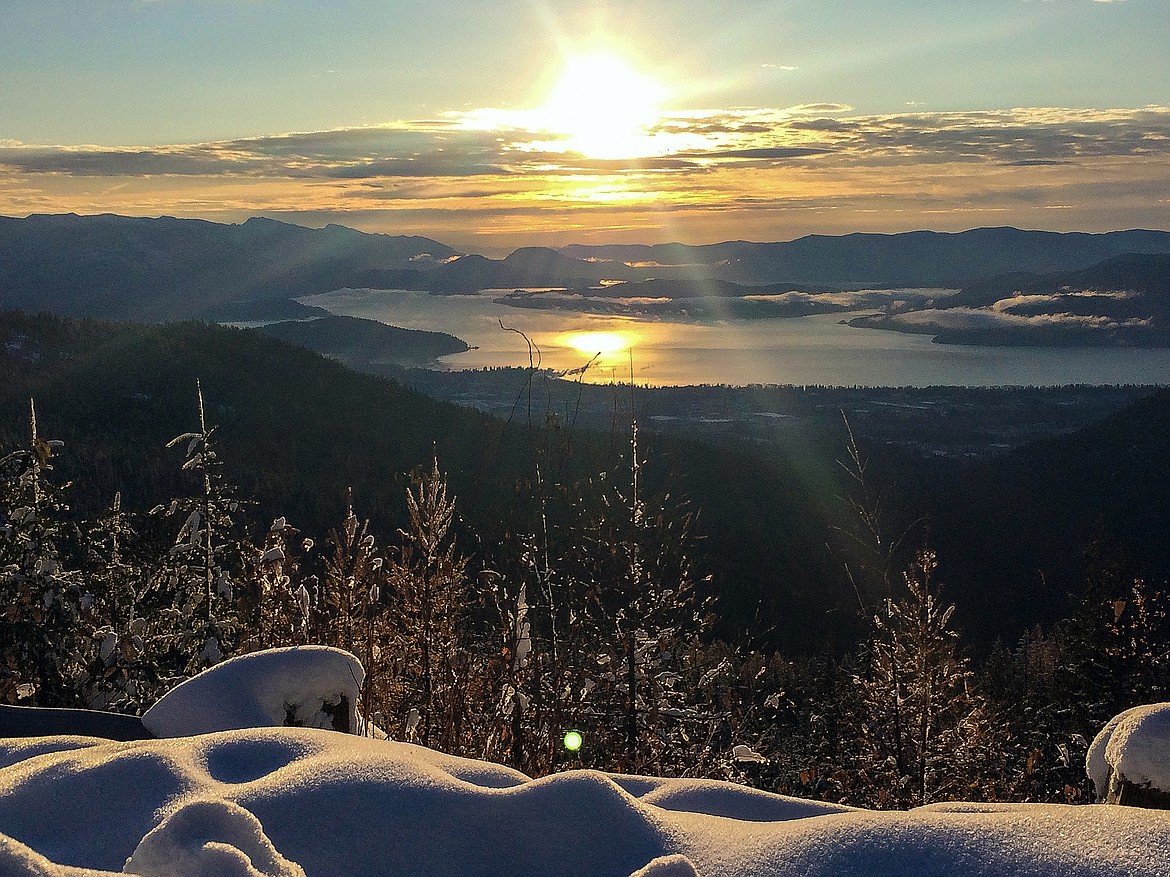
[854,550,993,808]
[239,516,314,652]
[553,423,714,774]
[0,400,90,705]
[386,455,473,751]
[79,492,152,712]
[979,626,1094,803]
[144,381,249,691]
[315,490,389,732]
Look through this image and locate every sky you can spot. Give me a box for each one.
[1,0,1168,252]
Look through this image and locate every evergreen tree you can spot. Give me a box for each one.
[552,423,714,774]
[314,490,390,732]
[979,626,1094,803]
[239,515,314,652]
[79,492,152,712]
[853,550,994,808]
[144,382,249,691]
[0,400,90,705]
[385,455,474,751]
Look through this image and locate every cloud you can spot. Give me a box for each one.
[680,146,831,160]
[991,290,1138,313]
[3,104,1169,249]
[785,103,854,115]
[5,106,1166,184]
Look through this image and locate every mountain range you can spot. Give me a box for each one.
[560,227,1170,286]
[0,214,457,321]
[3,214,1169,325]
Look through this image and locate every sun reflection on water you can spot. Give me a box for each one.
[558,331,635,355]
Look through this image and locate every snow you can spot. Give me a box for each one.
[1087,701,1170,796]
[0,729,1167,877]
[142,647,363,738]
[124,800,306,877]
[1,649,1168,877]
[628,855,700,877]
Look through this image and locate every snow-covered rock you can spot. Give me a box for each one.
[142,647,363,738]
[1,727,1169,877]
[1088,701,1170,804]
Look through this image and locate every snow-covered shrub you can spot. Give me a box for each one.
[853,550,994,808]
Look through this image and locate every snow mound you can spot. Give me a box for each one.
[0,832,68,877]
[1,727,1169,877]
[142,647,363,738]
[0,736,109,771]
[125,799,305,877]
[610,773,852,821]
[1087,702,1170,796]
[628,854,701,877]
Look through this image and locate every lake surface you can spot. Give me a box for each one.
[302,289,1170,388]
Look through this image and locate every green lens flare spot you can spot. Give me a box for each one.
[563,730,583,752]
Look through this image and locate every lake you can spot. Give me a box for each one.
[301,289,1170,388]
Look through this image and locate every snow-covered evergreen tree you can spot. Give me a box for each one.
[0,400,90,705]
[385,455,473,750]
[78,491,153,712]
[144,382,249,690]
[239,515,314,652]
[854,550,993,808]
[315,491,391,733]
[551,423,714,774]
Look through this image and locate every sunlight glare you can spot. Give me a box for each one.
[561,331,632,355]
[533,53,668,159]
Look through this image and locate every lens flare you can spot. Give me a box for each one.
[563,730,584,752]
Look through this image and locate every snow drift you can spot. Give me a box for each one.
[1,647,1168,876]
[1,729,1168,877]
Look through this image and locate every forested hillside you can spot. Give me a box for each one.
[0,310,855,650]
[931,386,1170,643]
[3,310,1167,649]
[3,309,1169,805]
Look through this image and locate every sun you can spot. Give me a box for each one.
[533,53,668,159]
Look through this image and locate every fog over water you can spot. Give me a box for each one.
[303,289,1170,388]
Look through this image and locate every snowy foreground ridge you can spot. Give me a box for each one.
[0,649,1168,877]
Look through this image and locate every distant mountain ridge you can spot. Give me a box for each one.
[0,213,458,320]
[561,227,1170,287]
[3,214,1170,322]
